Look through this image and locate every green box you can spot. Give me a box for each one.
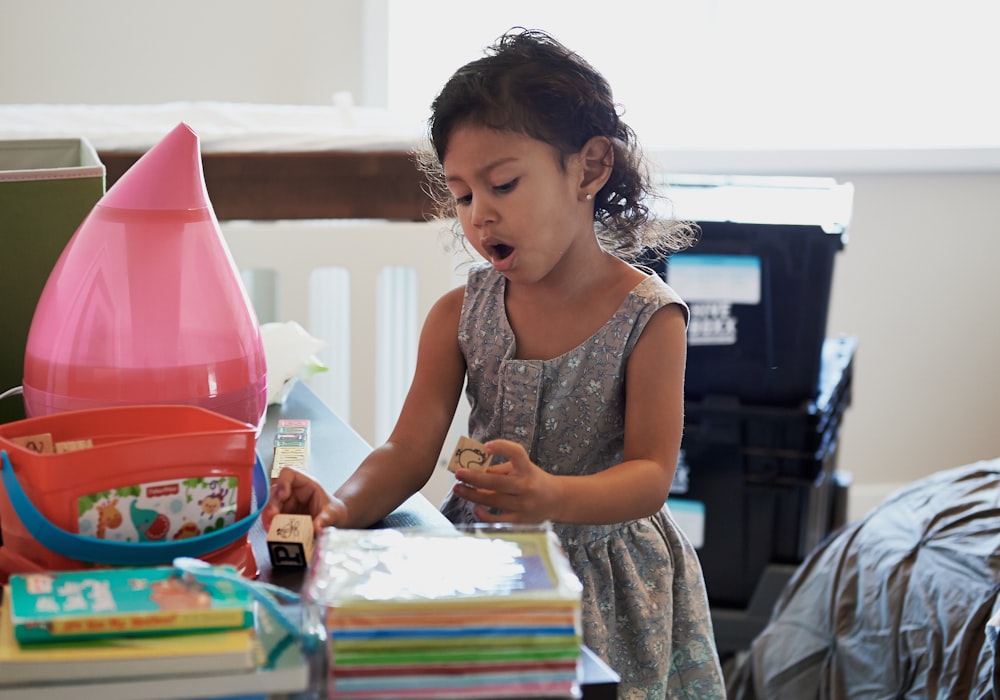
[0,138,105,424]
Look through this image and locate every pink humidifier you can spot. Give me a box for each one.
[22,123,268,431]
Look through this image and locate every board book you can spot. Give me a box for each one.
[0,598,310,700]
[7,565,253,643]
[303,524,584,699]
[303,524,583,614]
[0,593,257,685]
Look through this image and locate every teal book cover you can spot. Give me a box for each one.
[8,566,253,644]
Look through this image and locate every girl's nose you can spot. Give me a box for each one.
[470,195,497,227]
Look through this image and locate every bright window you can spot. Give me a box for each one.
[385,0,999,153]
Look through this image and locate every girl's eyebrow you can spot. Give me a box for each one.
[445,156,519,184]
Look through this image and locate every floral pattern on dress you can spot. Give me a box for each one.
[440,263,726,699]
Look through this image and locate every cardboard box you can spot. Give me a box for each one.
[0,138,105,424]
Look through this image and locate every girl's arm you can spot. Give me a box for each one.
[452,302,687,525]
[265,285,467,531]
[330,285,468,527]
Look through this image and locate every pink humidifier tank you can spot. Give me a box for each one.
[22,123,268,430]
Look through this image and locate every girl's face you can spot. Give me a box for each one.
[442,124,592,284]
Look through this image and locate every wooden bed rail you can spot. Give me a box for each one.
[99,149,436,221]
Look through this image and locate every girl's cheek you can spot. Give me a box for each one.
[464,233,489,258]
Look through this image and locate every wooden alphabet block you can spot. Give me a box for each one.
[9,432,55,454]
[271,418,310,480]
[447,435,492,474]
[54,438,93,453]
[266,513,315,568]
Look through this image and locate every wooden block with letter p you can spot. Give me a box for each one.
[266,513,315,568]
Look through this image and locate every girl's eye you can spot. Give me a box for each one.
[495,178,517,193]
[452,178,516,206]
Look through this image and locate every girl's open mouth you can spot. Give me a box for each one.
[488,242,516,272]
[491,243,514,261]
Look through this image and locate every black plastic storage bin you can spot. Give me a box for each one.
[671,335,857,609]
[684,336,855,482]
[658,175,853,406]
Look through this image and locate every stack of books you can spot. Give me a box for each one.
[303,524,584,699]
[0,565,311,700]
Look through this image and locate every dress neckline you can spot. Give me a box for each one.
[496,269,662,364]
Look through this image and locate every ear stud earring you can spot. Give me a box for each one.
[585,193,593,201]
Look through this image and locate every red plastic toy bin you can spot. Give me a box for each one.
[0,404,262,582]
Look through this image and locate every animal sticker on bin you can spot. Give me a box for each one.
[77,477,240,543]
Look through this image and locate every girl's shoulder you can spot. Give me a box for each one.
[630,270,689,324]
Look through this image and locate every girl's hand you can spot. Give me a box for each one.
[263,467,348,533]
[450,439,561,524]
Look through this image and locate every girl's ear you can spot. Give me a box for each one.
[578,136,614,200]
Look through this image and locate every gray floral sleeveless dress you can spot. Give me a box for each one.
[440,263,725,699]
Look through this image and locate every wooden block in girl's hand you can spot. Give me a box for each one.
[267,514,315,568]
[447,435,492,473]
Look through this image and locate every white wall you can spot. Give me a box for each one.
[0,0,368,106]
[824,172,1000,516]
[3,1,999,523]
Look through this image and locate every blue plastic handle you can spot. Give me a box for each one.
[0,449,268,566]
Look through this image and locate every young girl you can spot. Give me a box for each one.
[265,28,725,698]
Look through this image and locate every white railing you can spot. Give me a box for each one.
[221,219,473,506]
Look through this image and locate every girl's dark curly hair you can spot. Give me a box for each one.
[415,27,697,260]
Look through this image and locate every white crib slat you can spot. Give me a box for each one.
[221,219,469,452]
[377,267,416,443]
[309,268,350,424]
